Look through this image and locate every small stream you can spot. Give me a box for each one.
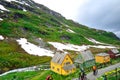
[0,65,50,77]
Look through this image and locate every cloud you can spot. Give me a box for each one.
[33,0,88,21]
[77,0,120,37]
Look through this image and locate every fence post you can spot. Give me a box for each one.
[103,74,107,80]
[116,68,117,80]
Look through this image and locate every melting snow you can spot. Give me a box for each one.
[66,29,75,33]
[89,45,116,49]
[16,38,54,57]
[0,10,4,13]
[20,1,30,6]
[65,24,70,27]
[5,0,16,2]
[0,35,4,40]
[0,4,9,11]
[60,22,70,27]
[86,38,107,45]
[48,42,116,52]
[0,18,3,21]
[23,9,27,12]
[48,42,89,51]
[5,0,30,6]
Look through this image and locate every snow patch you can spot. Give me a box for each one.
[23,8,27,12]
[48,42,89,51]
[86,38,107,45]
[66,29,75,33]
[37,7,40,9]
[5,0,16,2]
[38,38,42,41]
[48,42,116,52]
[65,24,70,27]
[0,4,9,11]
[20,1,30,6]
[0,18,3,21]
[89,45,116,49]
[16,38,54,57]
[0,10,4,13]
[0,35,4,40]
[5,0,30,6]
[60,22,70,27]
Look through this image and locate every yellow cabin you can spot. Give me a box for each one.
[51,52,76,75]
[95,53,110,63]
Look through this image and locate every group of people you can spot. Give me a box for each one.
[79,65,98,80]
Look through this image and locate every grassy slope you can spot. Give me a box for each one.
[0,39,51,73]
[0,9,93,45]
[0,8,120,45]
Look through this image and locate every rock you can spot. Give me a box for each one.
[60,35,71,40]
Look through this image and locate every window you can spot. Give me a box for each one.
[64,62,71,66]
[73,68,75,70]
[57,68,59,72]
[66,70,69,73]
[66,58,68,60]
[52,66,54,69]
[66,62,70,65]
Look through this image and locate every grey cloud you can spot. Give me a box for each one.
[77,0,120,38]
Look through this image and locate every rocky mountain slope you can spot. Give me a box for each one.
[0,0,120,73]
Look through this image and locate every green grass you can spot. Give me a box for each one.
[0,69,80,80]
[0,57,120,80]
[0,2,120,79]
[0,40,51,73]
[0,9,120,45]
[0,71,39,80]
[97,67,120,80]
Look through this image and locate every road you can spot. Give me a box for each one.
[73,62,120,80]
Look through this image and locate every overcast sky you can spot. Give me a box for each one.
[33,0,120,38]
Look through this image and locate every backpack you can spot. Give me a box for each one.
[46,76,51,80]
[93,66,96,70]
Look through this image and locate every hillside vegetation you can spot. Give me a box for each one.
[0,39,51,73]
[0,0,120,45]
[0,0,120,74]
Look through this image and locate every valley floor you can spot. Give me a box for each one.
[0,62,120,80]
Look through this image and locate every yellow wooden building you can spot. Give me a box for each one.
[51,52,76,75]
[95,53,110,63]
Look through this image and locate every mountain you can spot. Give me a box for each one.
[0,0,120,44]
[0,0,120,73]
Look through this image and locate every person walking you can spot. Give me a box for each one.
[79,72,81,80]
[80,71,87,80]
[92,65,97,75]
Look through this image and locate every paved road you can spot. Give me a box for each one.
[73,62,120,80]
